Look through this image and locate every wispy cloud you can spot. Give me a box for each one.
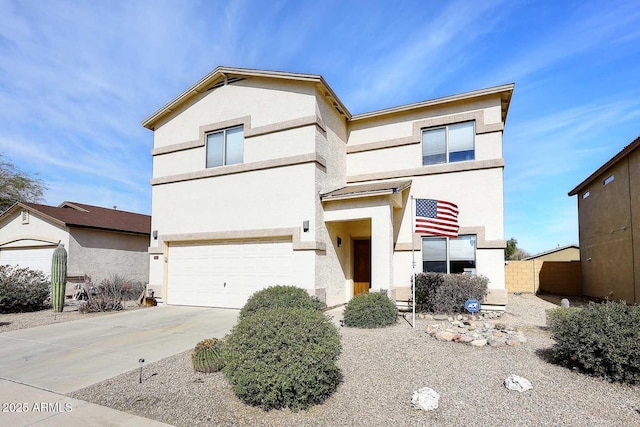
[335,0,511,112]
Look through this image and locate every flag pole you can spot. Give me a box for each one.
[411,195,416,329]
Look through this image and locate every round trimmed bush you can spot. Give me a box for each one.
[238,285,326,321]
[222,307,341,411]
[343,292,398,328]
[191,338,225,373]
[548,301,640,384]
[0,265,50,313]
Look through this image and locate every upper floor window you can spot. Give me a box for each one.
[422,121,475,165]
[206,126,244,168]
[422,235,476,274]
[603,174,614,185]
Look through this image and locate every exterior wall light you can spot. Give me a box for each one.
[337,237,342,247]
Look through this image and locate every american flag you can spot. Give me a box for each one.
[414,199,459,238]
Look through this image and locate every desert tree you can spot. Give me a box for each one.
[0,154,47,213]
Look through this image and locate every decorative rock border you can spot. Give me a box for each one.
[425,318,527,347]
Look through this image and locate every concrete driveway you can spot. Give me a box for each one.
[0,306,238,394]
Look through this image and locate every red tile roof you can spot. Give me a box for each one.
[16,201,150,235]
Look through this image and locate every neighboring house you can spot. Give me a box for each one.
[0,202,151,291]
[569,136,640,304]
[523,245,580,262]
[143,66,513,309]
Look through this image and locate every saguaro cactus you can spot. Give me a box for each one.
[51,243,68,312]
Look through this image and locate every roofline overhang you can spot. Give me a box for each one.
[568,135,640,196]
[142,66,515,131]
[523,244,580,260]
[320,180,412,202]
[141,66,352,130]
[0,202,67,228]
[349,83,515,123]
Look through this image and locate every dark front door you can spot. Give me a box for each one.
[353,239,371,296]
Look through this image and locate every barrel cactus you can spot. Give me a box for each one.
[192,338,225,373]
[51,243,68,312]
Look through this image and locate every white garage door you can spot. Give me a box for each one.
[0,247,56,276]
[167,238,294,308]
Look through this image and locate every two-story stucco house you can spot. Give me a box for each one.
[569,136,640,304]
[143,67,513,309]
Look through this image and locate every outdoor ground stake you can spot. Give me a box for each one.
[139,358,145,384]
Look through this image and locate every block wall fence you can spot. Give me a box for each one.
[505,260,582,295]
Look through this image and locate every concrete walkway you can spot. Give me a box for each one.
[0,306,238,426]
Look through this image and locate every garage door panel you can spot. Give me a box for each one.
[167,238,294,308]
[0,247,56,275]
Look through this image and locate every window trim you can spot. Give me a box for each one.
[421,234,477,274]
[421,121,475,166]
[205,125,244,168]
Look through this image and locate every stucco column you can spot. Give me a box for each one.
[370,205,393,293]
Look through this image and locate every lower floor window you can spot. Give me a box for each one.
[422,235,476,274]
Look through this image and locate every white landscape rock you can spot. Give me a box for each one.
[504,374,533,392]
[411,387,440,411]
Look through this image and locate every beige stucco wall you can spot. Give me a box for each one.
[347,98,502,146]
[577,153,637,303]
[346,131,503,178]
[152,78,316,147]
[68,227,149,283]
[313,90,349,307]
[632,148,640,304]
[153,126,318,177]
[151,164,317,237]
[0,209,69,248]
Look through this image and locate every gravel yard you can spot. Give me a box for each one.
[66,294,640,427]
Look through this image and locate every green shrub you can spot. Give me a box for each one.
[238,285,325,321]
[192,338,225,373]
[547,301,640,384]
[414,272,488,313]
[223,307,341,411]
[343,292,398,328]
[0,265,50,313]
[79,274,145,313]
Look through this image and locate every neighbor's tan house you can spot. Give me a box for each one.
[143,66,513,309]
[523,244,580,262]
[0,202,151,288]
[569,135,640,304]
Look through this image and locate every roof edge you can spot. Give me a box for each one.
[523,244,579,260]
[568,135,640,196]
[141,66,352,130]
[0,202,67,228]
[350,83,515,122]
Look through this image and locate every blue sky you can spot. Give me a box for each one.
[1,0,639,255]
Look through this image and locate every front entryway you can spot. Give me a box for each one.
[353,239,371,295]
